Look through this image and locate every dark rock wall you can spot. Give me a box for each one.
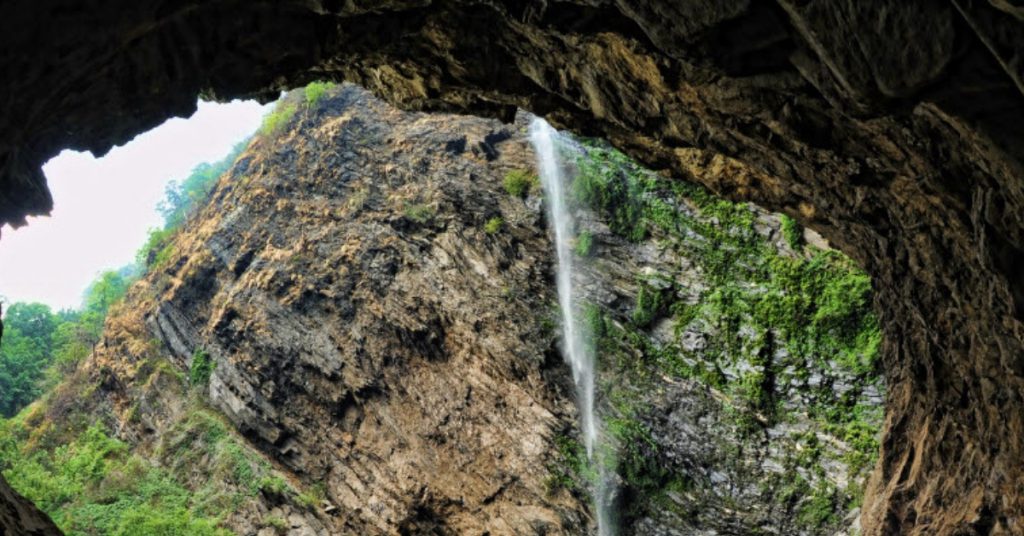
[0,2,1022,534]
[0,476,61,536]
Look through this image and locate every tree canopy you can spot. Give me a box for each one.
[0,269,132,417]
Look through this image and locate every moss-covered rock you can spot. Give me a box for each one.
[557,141,882,535]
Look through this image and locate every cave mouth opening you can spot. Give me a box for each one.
[0,97,269,433]
[2,2,1023,534]
[0,98,268,314]
[0,82,886,535]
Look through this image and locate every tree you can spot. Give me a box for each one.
[0,271,134,417]
[0,326,48,416]
[3,302,56,353]
[83,271,130,315]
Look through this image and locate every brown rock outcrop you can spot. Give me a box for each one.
[0,2,1022,534]
[86,86,588,534]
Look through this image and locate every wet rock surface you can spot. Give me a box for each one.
[565,169,881,535]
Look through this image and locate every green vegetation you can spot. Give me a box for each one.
[0,396,302,535]
[606,409,667,501]
[780,214,804,250]
[257,475,288,496]
[1,270,133,417]
[484,216,504,234]
[189,350,214,388]
[259,102,297,138]
[0,419,231,535]
[9,103,255,415]
[137,140,249,270]
[796,482,843,528]
[404,203,435,224]
[303,81,336,108]
[564,140,883,531]
[574,230,594,256]
[544,433,590,495]
[266,516,288,531]
[572,147,647,241]
[503,169,538,198]
[631,282,668,328]
[0,112,268,534]
[296,482,326,510]
[572,142,880,398]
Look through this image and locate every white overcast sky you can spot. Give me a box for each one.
[0,99,270,311]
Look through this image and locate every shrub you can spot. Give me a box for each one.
[259,103,297,138]
[297,482,326,510]
[257,475,288,496]
[484,217,503,234]
[572,146,648,241]
[503,169,538,198]
[797,483,840,528]
[780,214,804,250]
[188,350,214,388]
[1,422,231,535]
[403,203,435,224]
[631,283,666,328]
[303,81,335,108]
[266,516,288,531]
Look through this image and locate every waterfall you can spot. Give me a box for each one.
[530,117,616,536]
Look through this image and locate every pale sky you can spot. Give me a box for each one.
[0,99,271,311]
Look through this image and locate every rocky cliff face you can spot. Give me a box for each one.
[143,87,590,534]
[0,4,1022,533]
[4,84,883,535]
[558,139,883,536]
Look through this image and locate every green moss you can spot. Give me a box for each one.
[780,214,804,250]
[632,283,669,328]
[574,230,594,256]
[582,303,606,341]
[189,350,215,388]
[266,515,288,531]
[568,140,884,530]
[607,417,666,494]
[484,216,503,234]
[572,145,648,241]
[257,475,288,496]
[545,433,594,496]
[796,482,841,528]
[503,169,538,198]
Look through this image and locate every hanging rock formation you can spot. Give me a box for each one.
[0,2,1022,535]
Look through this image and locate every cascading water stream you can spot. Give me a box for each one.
[530,117,616,536]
